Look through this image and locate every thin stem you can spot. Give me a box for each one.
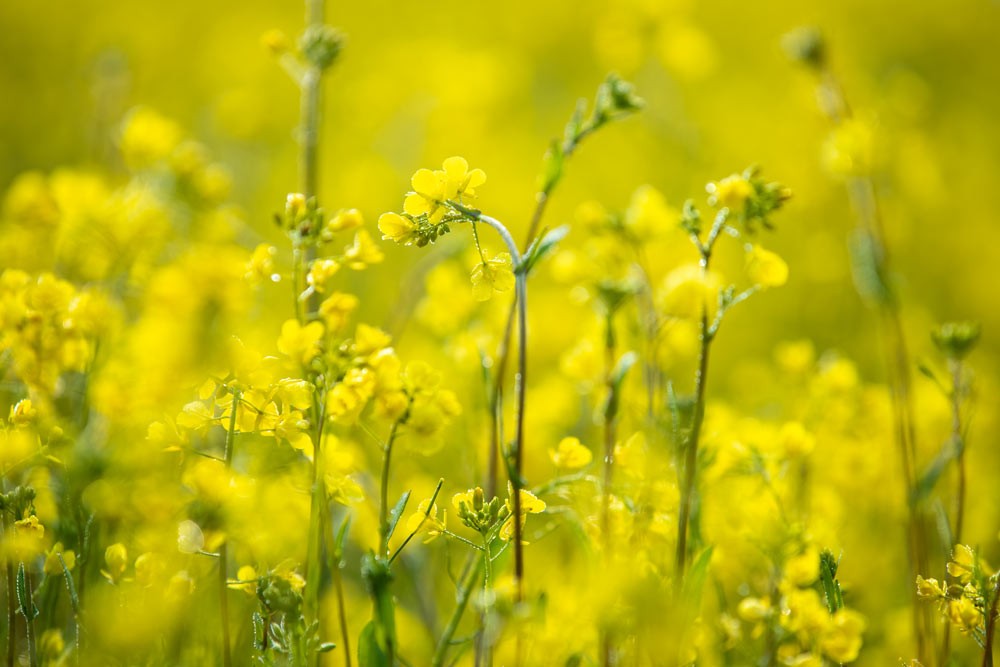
[983,578,1000,667]
[217,387,240,667]
[331,553,352,667]
[448,204,529,603]
[600,312,616,549]
[949,359,967,545]
[431,554,483,667]
[23,568,37,667]
[379,422,400,558]
[4,516,15,667]
[813,63,930,663]
[674,217,725,588]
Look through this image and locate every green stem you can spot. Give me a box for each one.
[331,557,352,667]
[217,388,240,667]
[431,554,483,667]
[23,568,36,667]
[983,578,1000,667]
[379,423,400,558]
[4,516,15,667]
[674,213,726,588]
[813,63,931,663]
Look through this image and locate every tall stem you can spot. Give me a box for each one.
[431,554,483,667]
[331,553,352,667]
[23,568,37,667]
[217,388,240,667]
[983,578,1000,667]
[674,215,726,587]
[4,516,15,667]
[812,65,931,664]
[378,423,400,558]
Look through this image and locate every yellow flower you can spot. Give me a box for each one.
[549,436,593,469]
[344,229,384,269]
[103,543,128,584]
[245,243,277,284]
[915,575,945,599]
[135,552,165,588]
[274,409,314,459]
[229,565,259,595]
[277,319,324,364]
[327,208,364,233]
[12,515,46,558]
[9,398,37,427]
[819,610,865,663]
[947,596,983,633]
[745,244,789,288]
[736,596,771,622]
[324,472,364,506]
[470,252,515,301]
[43,542,76,575]
[658,263,722,321]
[947,544,991,583]
[177,520,206,554]
[707,174,753,209]
[120,107,183,169]
[319,292,359,332]
[404,499,447,543]
[784,548,819,586]
[404,156,486,223]
[500,485,546,542]
[306,258,340,293]
[778,421,815,458]
[354,323,392,356]
[378,212,418,245]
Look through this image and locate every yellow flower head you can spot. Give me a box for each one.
[404,498,447,543]
[404,156,486,223]
[103,542,129,584]
[658,263,722,321]
[745,244,789,288]
[549,436,593,469]
[326,208,364,234]
[378,212,418,245]
[470,251,515,301]
[277,319,324,365]
[707,174,753,210]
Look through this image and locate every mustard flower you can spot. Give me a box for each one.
[745,244,789,288]
[404,156,486,224]
[277,319,324,364]
[470,251,515,301]
[549,436,593,469]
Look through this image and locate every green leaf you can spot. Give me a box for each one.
[358,620,388,667]
[385,490,411,544]
[59,553,79,615]
[519,225,570,275]
[15,562,37,620]
[538,140,564,195]
[334,515,352,559]
[681,546,714,608]
[912,436,963,506]
[819,550,843,613]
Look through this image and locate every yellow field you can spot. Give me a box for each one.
[2,1,999,665]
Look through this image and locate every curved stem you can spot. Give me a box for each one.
[448,204,529,602]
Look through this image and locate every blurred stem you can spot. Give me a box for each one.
[330,546,352,667]
[983,578,1000,667]
[217,387,240,667]
[811,62,932,664]
[674,211,727,588]
[23,567,36,667]
[4,515,15,667]
[432,554,483,667]
[600,311,617,548]
[378,422,400,558]
[949,359,967,545]
[600,310,617,667]
[941,358,967,666]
